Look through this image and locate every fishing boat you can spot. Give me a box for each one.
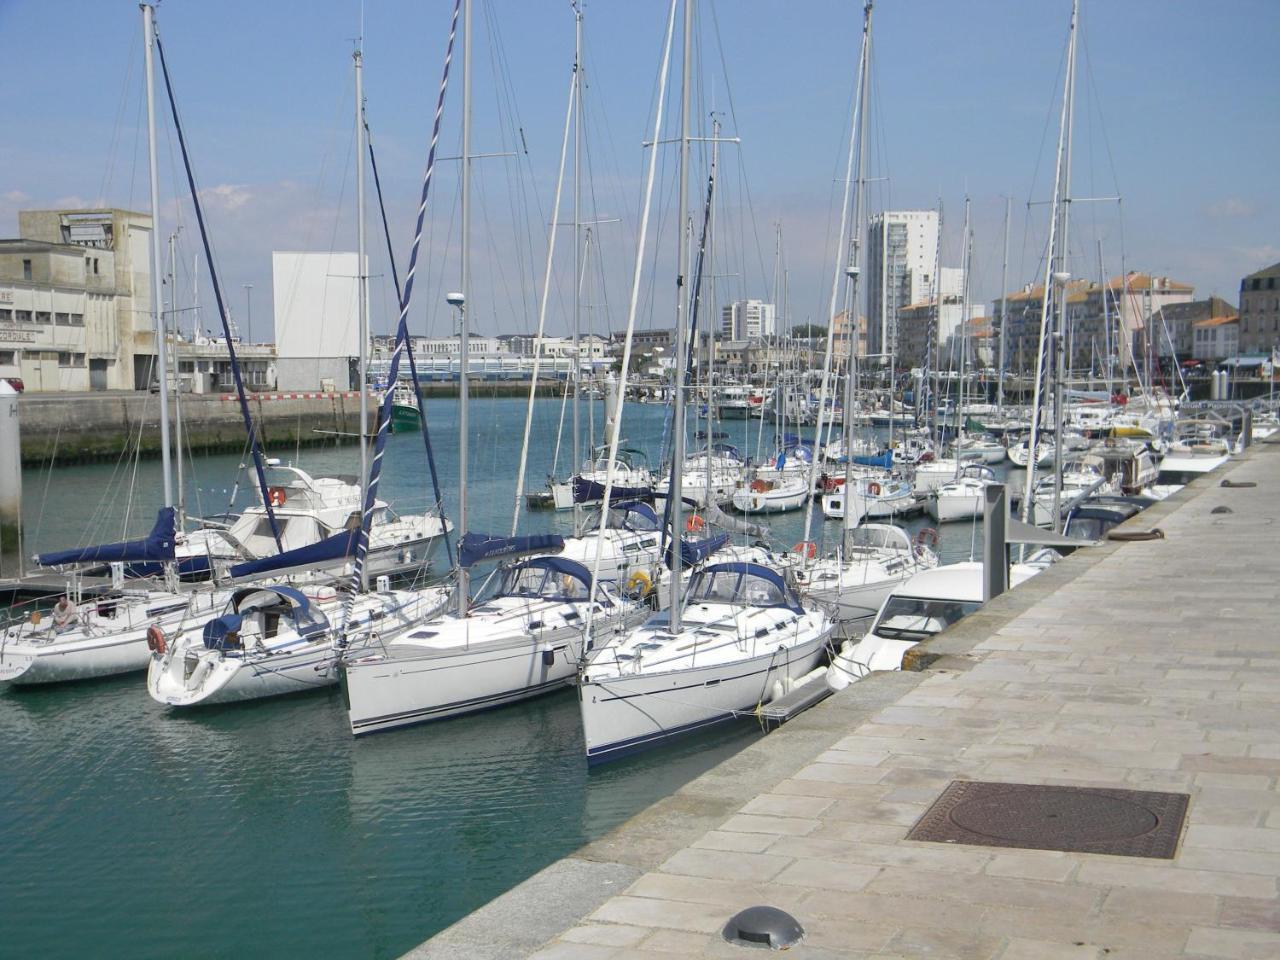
[578,561,834,763]
[389,380,421,431]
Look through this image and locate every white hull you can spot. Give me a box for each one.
[579,632,829,764]
[929,492,982,522]
[0,591,225,685]
[150,643,338,706]
[730,483,808,514]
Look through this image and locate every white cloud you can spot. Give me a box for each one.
[201,183,253,212]
[3,189,28,204]
[1206,197,1256,219]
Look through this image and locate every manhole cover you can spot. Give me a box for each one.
[907,781,1189,859]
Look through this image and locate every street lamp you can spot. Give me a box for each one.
[242,283,253,344]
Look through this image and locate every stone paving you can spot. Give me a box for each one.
[527,445,1280,960]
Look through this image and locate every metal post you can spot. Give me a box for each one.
[982,482,1008,602]
[142,2,173,508]
[0,382,22,580]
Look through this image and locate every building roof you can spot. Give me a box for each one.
[0,238,87,255]
[1242,261,1280,281]
[1107,272,1194,293]
[1192,315,1239,328]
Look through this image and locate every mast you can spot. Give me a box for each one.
[666,0,693,630]
[456,0,472,616]
[1052,0,1078,532]
[955,197,972,482]
[997,195,1011,414]
[168,230,185,530]
[801,0,869,549]
[572,1,583,530]
[1022,0,1076,527]
[1098,238,1112,397]
[354,45,370,591]
[840,0,872,539]
[142,2,173,509]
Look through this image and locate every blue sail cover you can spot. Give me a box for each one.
[459,532,564,569]
[37,507,177,568]
[573,476,653,505]
[852,451,894,469]
[228,530,357,580]
[664,531,730,570]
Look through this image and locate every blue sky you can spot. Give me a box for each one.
[2,0,1276,341]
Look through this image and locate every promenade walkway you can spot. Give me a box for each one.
[416,442,1280,960]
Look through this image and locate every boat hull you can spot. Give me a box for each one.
[579,632,830,764]
[148,644,338,706]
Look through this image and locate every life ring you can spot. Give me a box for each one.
[685,514,706,534]
[914,527,940,551]
[625,570,652,598]
[791,541,817,560]
[867,481,882,496]
[52,596,77,628]
[146,624,167,655]
[267,485,287,507]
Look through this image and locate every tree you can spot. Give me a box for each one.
[791,323,827,339]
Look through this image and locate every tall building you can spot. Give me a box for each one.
[720,299,776,341]
[892,267,966,370]
[866,210,939,358]
[1238,262,1280,355]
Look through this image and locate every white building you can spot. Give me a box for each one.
[720,299,776,341]
[272,251,363,391]
[867,210,939,358]
[1192,315,1240,362]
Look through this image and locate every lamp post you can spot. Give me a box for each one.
[242,283,253,344]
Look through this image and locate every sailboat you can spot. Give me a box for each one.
[578,0,834,764]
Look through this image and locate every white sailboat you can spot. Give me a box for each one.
[928,464,998,523]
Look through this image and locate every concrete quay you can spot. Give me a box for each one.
[411,440,1280,960]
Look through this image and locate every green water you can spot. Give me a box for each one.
[3,397,997,958]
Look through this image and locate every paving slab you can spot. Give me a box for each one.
[410,443,1280,959]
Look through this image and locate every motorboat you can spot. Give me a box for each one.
[177,465,451,581]
[578,561,834,763]
[542,447,654,511]
[342,555,647,735]
[951,434,1007,465]
[146,583,449,707]
[784,523,939,628]
[827,560,1042,685]
[928,464,998,523]
[821,475,915,522]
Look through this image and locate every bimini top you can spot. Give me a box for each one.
[230,584,314,615]
[609,500,660,532]
[204,585,328,651]
[497,555,599,603]
[687,561,804,614]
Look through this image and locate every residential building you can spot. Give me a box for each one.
[2,208,156,391]
[720,299,776,341]
[832,310,867,360]
[1157,296,1237,360]
[895,268,968,370]
[1239,262,1280,355]
[866,210,939,357]
[1192,314,1240,362]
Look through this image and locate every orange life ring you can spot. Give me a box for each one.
[146,624,167,656]
[685,514,706,534]
[267,485,287,507]
[867,481,882,496]
[791,540,817,560]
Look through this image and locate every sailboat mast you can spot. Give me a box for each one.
[1051,0,1078,531]
[667,0,693,631]
[955,197,971,482]
[841,0,872,537]
[354,46,370,592]
[455,0,473,616]
[572,2,583,530]
[142,3,174,509]
[997,195,1010,414]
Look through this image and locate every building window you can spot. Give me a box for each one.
[35,311,50,324]
[15,310,32,323]
[22,260,32,281]
[58,352,73,367]
[93,258,100,275]
[55,312,70,325]
[0,350,15,365]
[0,309,10,322]
[70,313,84,326]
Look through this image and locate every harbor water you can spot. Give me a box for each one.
[2,396,1006,958]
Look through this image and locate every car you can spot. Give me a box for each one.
[2,377,23,393]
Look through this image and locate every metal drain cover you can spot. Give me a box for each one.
[907,781,1188,858]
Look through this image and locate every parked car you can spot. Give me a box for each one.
[2,377,24,393]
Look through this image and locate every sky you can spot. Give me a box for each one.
[2,0,1277,344]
